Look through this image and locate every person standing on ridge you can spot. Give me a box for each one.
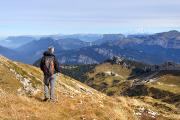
[40,46,60,102]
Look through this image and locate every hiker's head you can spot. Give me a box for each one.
[48,46,55,54]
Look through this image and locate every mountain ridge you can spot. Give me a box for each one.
[0,30,180,64]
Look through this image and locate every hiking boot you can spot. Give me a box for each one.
[49,98,58,103]
[43,98,49,102]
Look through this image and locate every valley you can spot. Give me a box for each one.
[60,57,180,119]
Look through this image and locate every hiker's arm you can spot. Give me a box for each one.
[54,57,60,73]
[40,57,44,71]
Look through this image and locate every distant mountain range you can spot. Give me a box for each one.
[0,45,18,59]
[0,30,180,64]
[0,34,102,49]
[49,34,102,42]
[92,34,125,45]
[0,36,36,48]
[127,30,180,49]
[54,42,180,64]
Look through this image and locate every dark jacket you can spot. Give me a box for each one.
[40,51,60,75]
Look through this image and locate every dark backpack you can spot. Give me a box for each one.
[43,56,55,76]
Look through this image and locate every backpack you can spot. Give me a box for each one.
[43,56,55,76]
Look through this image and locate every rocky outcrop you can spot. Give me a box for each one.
[0,55,41,95]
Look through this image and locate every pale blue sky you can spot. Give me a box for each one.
[0,0,180,36]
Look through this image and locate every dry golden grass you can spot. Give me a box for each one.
[0,89,135,120]
[1,72,179,120]
[0,88,167,120]
[86,62,134,96]
[0,59,21,91]
[88,63,131,80]
[148,74,180,94]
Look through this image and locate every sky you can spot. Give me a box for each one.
[0,0,180,36]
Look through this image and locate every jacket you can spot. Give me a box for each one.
[40,51,60,75]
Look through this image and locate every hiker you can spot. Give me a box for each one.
[40,46,60,102]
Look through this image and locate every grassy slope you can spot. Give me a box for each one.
[148,71,180,94]
[85,62,180,96]
[60,64,96,83]
[0,60,21,91]
[0,55,42,92]
[1,89,168,120]
[85,62,180,117]
[145,71,180,112]
[85,62,133,95]
[0,56,179,120]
